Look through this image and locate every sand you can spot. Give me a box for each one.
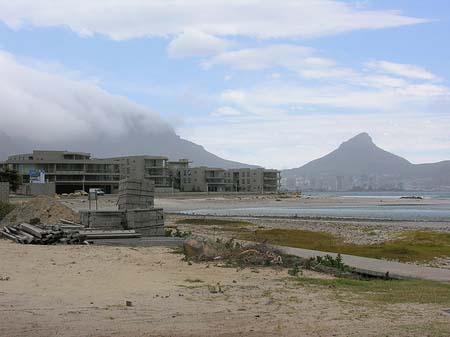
[2,195,79,226]
[0,240,448,337]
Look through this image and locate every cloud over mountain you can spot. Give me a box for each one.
[0,50,254,168]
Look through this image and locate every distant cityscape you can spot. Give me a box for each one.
[280,174,448,192]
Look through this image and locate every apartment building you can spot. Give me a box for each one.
[226,168,280,193]
[1,151,280,194]
[1,150,121,194]
[178,167,230,192]
[179,167,280,193]
[167,159,191,190]
[109,156,170,189]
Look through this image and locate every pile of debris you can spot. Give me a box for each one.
[1,221,87,245]
[184,237,300,268]
[1,195,79,226]
[183,237,375,279]
[1,219,144,245]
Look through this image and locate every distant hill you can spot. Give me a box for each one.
[283,133,450,191]
[0,129,257,169]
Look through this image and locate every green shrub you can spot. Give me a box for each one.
[0,202,14,221]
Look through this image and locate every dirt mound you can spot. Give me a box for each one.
[1,196,79,226]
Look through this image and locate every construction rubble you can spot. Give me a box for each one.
[1,179,168,246]
[1,195,78,225]
[1,219,144,245]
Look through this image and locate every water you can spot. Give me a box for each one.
[181,205,450,222]
[176,191,450,222]
[303,191,450,199]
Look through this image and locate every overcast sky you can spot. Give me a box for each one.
[0,0,449,169]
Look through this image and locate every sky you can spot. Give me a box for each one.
[0,0,449,169]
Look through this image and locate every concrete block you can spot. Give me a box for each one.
[80,210,127,230]
[126,208,165,237]
[0,182,9,203]
[118,178,155,210]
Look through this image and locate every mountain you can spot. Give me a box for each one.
[283,133,450,191]
[0,129,257,169]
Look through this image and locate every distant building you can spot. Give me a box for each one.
[178,167,280,193]
[108,156,171,189]
[1,151,120,194]
[1,151,280,194]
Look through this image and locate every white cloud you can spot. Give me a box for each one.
[167,29,233,58]
[0,1,427,40]
[179,112,450,169]
[221,81,450,113]
[0,50,170,143]
[205,44,449,113]
[210,106,242,117]
[366,60,440,81]
[203,44,356,79]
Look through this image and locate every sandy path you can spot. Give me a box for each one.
[0,240,448,337]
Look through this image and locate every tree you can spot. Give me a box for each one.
[0,167,21,191]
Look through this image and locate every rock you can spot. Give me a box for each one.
[183,239,220,260]
[183,239,204,258]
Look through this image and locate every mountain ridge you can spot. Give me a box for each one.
[0,129,258,169]
[283,132,450,191]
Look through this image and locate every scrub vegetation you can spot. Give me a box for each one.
[244,228,450,263]
[0,202,15,221]
[176,218,450,263]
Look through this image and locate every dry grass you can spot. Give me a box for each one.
[176,218,450,263]
[290,277,450,305]
[243,228,450,262]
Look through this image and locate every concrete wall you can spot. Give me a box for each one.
[0,182,9,203]
[80,210,127,230]
[80,209,165,236]
[29,182,56,196]
[126,208,165,236]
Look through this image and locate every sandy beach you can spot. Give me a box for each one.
[1,240,450,337]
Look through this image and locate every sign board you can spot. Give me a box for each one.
[29,169,45,184]
[88,188,98,210]
[88,188,98,201]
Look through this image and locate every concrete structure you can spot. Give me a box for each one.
[1,151,120,194]
[0,182,9,203]
[178,167,281,193]
[118,178,154,210]
[18,182,56,196]
[80,179,165,237]
[80,210,126,230]
[126,209,165,236]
